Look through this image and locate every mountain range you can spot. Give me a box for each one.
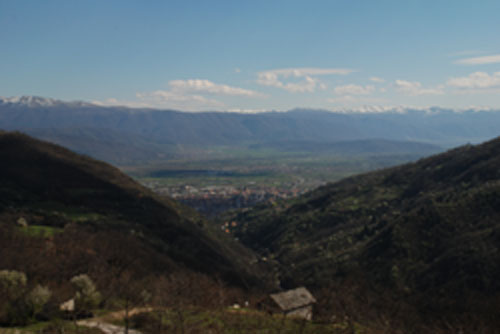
[3,96,500,164]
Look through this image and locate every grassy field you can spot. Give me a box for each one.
[31,202,102,220]
[17,225,62,237]
[0,322,104,334]
[0,306,367,334]
[114,308,366,334]
[124,149,423,192]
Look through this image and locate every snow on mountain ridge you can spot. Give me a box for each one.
[0,96,94,108]
[0,95,496,114]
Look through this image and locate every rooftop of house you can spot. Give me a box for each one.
[270,287,316,311]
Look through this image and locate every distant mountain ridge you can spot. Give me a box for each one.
[2,95,500,163]
[0,95,94,108]
[0,95,492,113]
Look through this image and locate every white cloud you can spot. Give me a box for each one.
[369,77,385,83]
[92,98,153,109]
[447,72,500,89]
[168,79,262,97]
[264,68,355,76]
[257,67,354,93]
[394,80,444,96]
[226,108,271,114]
[327,95,389,106]
[128,79,264,111]
[93,98,119,105]
[449,50,484,57]
[334,84,375,95]
[455,54,500,65]
[327,95,357,103]
[257,71,316,93]
[331,105,407,113]
[136,90,224,110]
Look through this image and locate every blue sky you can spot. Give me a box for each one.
[1,0,500,111]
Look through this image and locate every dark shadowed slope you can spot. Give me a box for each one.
[231,136,500,314]
[0,131,264,288]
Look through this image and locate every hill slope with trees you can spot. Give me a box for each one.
[0,131,264,290]
[230,135,500,322]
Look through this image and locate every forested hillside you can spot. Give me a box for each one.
[230,135,500,323]
[0,131,265,289]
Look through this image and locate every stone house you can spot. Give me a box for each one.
[268,287,316,320]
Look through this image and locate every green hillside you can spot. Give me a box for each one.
[0,131,264,288]
[230,136,500,321]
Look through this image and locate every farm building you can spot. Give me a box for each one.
[268,287,316,320]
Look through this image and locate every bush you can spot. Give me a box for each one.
[70,274,101,314]
[0,269,27,297]
[0,270,28,325]
[26,284,52,319]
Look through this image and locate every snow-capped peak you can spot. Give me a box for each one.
[0,96,94,108]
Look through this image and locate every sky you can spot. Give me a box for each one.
[1,0,500,112]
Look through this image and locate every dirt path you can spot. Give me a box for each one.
[76,320,142,334]
[77,307,152,334]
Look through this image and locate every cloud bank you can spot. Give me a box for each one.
[334,84,375,95]
[257,67,354,93]
[447,72,500,90]
[455,54,500,65]
[394,80,444,96]
[369,77,385,83]
[168,79,262,97]
[132,79,264,111]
